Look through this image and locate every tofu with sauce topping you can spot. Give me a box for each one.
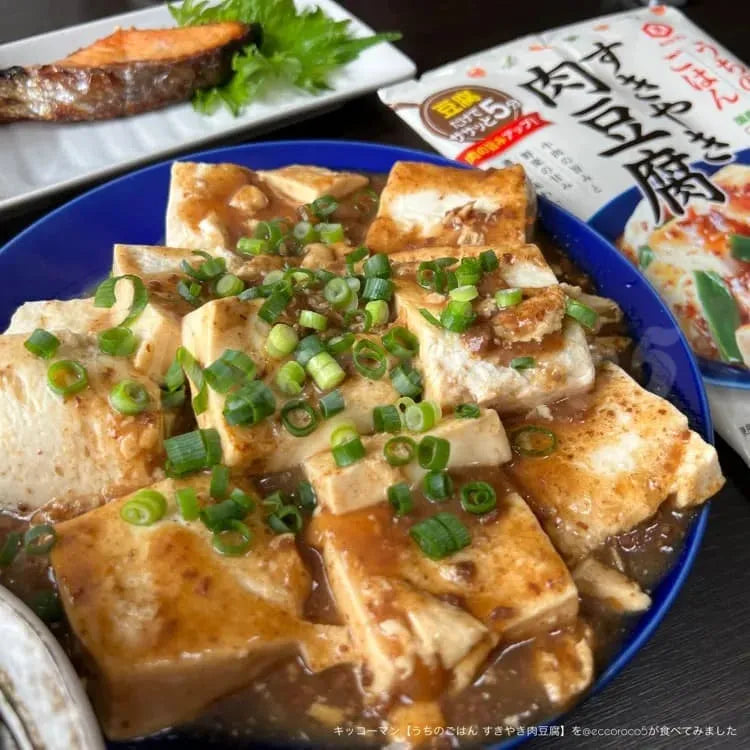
[0,332,164,518]
[181,297,400,473]
[506,362,724,564]
[365,161,533,253]
[51,474,351,739]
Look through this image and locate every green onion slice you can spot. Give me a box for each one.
[324,277,354,308]
[344,245,369,271]
[98,326,137,357]
[455,258,481,287]
[455,403,480,418]
[495,288,522,308]
[176,488,200,521]
[418,436,451,471]
[299,309,328,331]
[94,274,148,328]
[383,435,416,466]
[373,404,402,434]
[109,379,150,416]
[319,389,345,418]
[361,277,394,302]
[510,425,558,457]
[276,360,306,395]
[267,505,304,534]
[200,498,247,531]
[215,273,245,297]
[295,334,326,367]
[293,220,318,246]
[565,297,599,330]
[223,380,276,426]
[363,253,392,279]
[210,464,230,500]
[318,222,345,244]
[423,470,453,502]
[177,279,203,306]
[460,481,497,515]
[281,399,319,437]
[352,187,379,216]
[382,326,419,359]
[331,437,365,467]
[441,300,476,332]
[23,524,56,555]
[47,360,88,398]
[212,520,253,556]
[237,237,269,256]
[480,250,499,271]
[390,362,423,398]
[205,349,256,393]
[0,532,22,567]
[24,329,60,359]
[388,482,413,516]
[365,300,389,328]
[258,280,293,324]
[327,332,355,355]
[229,488,255,513]
[404,401,441,432]
[307,351,346,390]
[419,308,442,328]
[353,339,387,379]
[510,356,536,370]
[177,346,208,415]
[311,195,338,218]
[295,480,317,511]
[266,323,299,358]
[120,490,167,526]
[165,428,222,476]
[410,512,470,560]
[449,285,479,302]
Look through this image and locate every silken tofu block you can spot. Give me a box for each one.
[506,362,724,563]
[51,475,351,740]
[304,410,511,515]
[395,278,594,413]
[181,298,399,473]
[6,297,115,336]
[308,469,578,701]
[0,332,163,518]
[365,161,532,253]
[255,164,369,204]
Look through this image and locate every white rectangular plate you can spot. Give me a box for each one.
[0,2,415,213]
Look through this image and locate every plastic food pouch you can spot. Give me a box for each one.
[380,4,750,464]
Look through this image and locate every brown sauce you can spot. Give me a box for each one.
[0,171,700,750]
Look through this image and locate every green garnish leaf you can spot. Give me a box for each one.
[169,0,401,115]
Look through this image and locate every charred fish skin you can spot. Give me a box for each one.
[0,23,259,123]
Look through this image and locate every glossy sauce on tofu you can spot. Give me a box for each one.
[0,170,700,750]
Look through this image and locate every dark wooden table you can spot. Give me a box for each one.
[2,2,749,749]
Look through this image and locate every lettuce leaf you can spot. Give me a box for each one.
[169,0,401,115]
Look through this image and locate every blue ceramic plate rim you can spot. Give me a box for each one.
[0,140,712,749]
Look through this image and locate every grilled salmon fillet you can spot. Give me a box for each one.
[0,22,258,122]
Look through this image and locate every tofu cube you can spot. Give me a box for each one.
[256,164,369,204]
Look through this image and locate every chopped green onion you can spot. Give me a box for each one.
[352,187,379,216]
[120,490,167,526]
[373,404,402,433]
[382,326,419,359]
[295,480,317,511]
[210,465,230,500]
[98,326,137,357]
[332,437,365,467]
[177,279,203,306]
[388,482,413,516]
[345,245,369,270]
[296,334,326,366]
[229,487,255,513]
[480,250,499,271]
[0,532,22,567]
[362,277,394,301]
[262,490,284,513]
[343,307,370,332]
[456,403,480,419]
[177,346,208,415]
[215,273,245,297]
[276,360,306,395]
[264,271,285,286]
[390,362,423,397]
[165,428,222,476]
[363,253,392,279]
[327,332,355,355]
[330,420,358,446]
[293,221,318,245]
[94,274,148,327]
[23,524,56,555]
[417,261,445,292]
[254,218,289,253]
[729,233,750,261]
[510,425,558,457]
[205,350,256,393]
[565,297,599,330]
[30,590,63,623]
[109,379,150,416]
[383,435,416,466]
[495,288,522,308]
[441,300,476,332]
[460,481,497,515]
[365,300,389,328]
[404,401,441,432]
[638,244,655,269]
[423,470,453,502]
[353,339,387,379]
[47,360,88,398]
[284,268,317,289]
[165,356,186,391]
[317,222,345,244]
[161,386,186,409]
[319,389,345,418]
[176,488,199,521]
[324,277,354,308]
[510,356,536,370]
[410,513,470,560]
[455,258,481,287]
[24,329,60,359]
[311,195,338,218]
[418,436,451,471]
[237,237,270,256]
[346,277,362,293]
[281,399,319,437]
[307,351,346,390]
[449,285,479,302]
[299,309,328,331]
[258,281,293,324]
[266,323,299,358]
[419,308,442,327]
[694,270,743,363]
[223,380,276,426]
[212,520,252,556]
[182,251,226,281]
[201,498,247,532]
[267,505,303,534]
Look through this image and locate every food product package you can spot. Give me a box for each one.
[379,5,750,464]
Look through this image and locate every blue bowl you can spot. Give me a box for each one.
[0,140,712,748]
